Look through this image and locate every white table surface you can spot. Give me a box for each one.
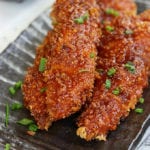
[0,0,54,53]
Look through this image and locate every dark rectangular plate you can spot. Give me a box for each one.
[0,1,150,150]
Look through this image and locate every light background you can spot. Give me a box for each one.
[0,0,55,53]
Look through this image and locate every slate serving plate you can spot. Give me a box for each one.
[0,1,150,150]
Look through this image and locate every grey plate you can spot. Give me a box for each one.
[0,1,150,150]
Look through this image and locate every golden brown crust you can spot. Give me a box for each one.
[97,0,137,21]
[77,16,150,141]
[138,9,150,71]
[139,9,150,22]
[22,0,101,130]
[99,0,137,15]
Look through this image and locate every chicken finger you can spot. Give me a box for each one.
[23,0,101,130]
[77,16,150,141]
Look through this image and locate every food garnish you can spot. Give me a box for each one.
[17,118,34,126]
[105,79,111,89]
[39,58,47,72]
[4,143,10,150]
[135,108,144,114]
[107,68,116,77]
[105,8,119,16]
[139,98,144,104]
[5,103,9,127]
[74,12,89,24]
[112,87,120,95]
[124,61,135,73]
[106,25,114,32]
[11,103,23,110]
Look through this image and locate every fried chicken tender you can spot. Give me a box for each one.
[77,16,150,141]
[22,0,101,130]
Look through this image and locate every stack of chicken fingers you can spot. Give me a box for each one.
[23,0,150,141]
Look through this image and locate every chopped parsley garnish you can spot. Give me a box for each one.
[9,81,22,96]
[124,29,133,35]
[14,81,22,90]
[40,87,47,93]
[39,58,47,72]
[79,69,90,73]
[74,12,89,24]
[17,118,34,126]
[106,25,114,32]
[17,119,38,134]
[5,103,9,127]
[9,87,16,96]
[105,8,119,16]
[139,97,144,104]
[105,79,111,89]
[90,52,96,58]
[135,108,144,114]
[124,61,135,74]
[11,103,23,110]
[5,143,10,150]
[112,87,120,95]
[28,124,38,132]
[107,68,116,77]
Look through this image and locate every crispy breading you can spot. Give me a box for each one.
[22,0,101,130]
[97,0,137,20]
[138,9,150,72]
[77,16,150,141]
[139,9,150,22]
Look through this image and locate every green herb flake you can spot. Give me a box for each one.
[135,108,144,114]
[106,25,114,32]
[28,124,38,132]
[9,81,22,96]
[74,12,89,24]
[9,87,16,96]
[14,81,22,90]
[105,79,111,89]
[40,87,47,93]
[124,61,135,74]
[105,8,119,17]
[107,68,116,77]
[124,29,133,35]
[39,58,47,72]
[112,87,120,95]
[17,118,34,126]
[11,103,23,110]
[5,103,9,127]
[139,97,144,104]
[90,52,96,58]
[4,143,10,150]
[79,69,90,73]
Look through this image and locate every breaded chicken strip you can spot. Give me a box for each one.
[77,16,150,141]
[23,0,101,130]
